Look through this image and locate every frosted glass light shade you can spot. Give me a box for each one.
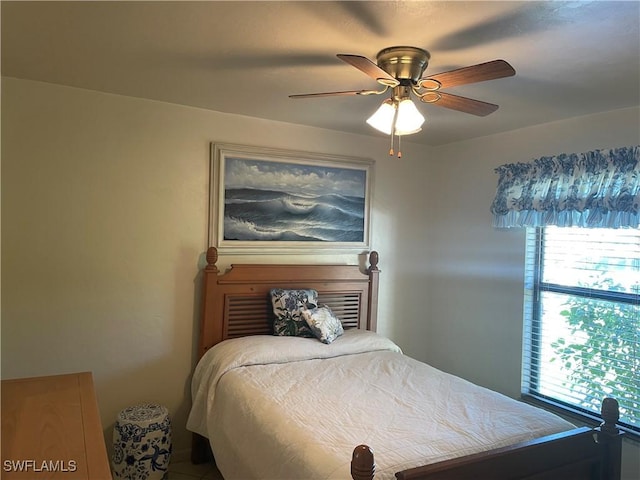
[395,99,425,135]
[366,100,395,135]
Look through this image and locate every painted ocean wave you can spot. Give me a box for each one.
[223,188,365,242]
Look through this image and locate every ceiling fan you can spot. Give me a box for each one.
[289,46,516,156]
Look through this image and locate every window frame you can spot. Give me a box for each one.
[522,227,639,440]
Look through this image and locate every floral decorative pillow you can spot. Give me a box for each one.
[301,304,344,344]
[270,288,318,338]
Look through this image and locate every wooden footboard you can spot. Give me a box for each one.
[351,398,624,480]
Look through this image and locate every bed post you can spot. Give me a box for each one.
[367,251,379,332]
[198,247,221,359]
[596,397,624,480]
[191,247,220,464]
[352,444,375,480]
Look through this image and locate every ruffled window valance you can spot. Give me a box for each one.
[491,145,639,229]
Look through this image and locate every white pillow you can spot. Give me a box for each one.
[301,304,344,344]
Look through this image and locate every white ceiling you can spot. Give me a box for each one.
[2,1,639,146]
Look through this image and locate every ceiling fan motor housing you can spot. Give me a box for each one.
[376,46,430,83]
[392,85,413,102]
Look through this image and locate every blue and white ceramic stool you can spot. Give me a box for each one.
[112,403,172,480]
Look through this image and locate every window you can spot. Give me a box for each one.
[522,226,639,435]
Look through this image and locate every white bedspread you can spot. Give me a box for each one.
[187,329,574,480]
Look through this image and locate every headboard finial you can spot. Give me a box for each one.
[205,247,219,273]
[368,251,379,272]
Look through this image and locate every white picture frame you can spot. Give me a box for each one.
[209,143,374,254]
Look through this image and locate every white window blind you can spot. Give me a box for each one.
[522,226,639,434]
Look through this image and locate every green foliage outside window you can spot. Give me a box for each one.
[550,280,639,428]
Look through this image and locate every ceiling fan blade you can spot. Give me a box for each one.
[289,90,372,99]
[428,91,499,116]
[337,54,400,86]
[423,60,515,89]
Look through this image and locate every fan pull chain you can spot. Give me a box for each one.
[389,103,400,157]
[389,132,394,156]
[388,134,403,158]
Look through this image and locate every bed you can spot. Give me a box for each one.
[187,247,623,480]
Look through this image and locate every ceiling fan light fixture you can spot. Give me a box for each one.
[366,98,425,136]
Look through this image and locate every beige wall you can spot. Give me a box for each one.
[2,77,638,477]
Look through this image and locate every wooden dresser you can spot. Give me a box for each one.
[1,372,112,479]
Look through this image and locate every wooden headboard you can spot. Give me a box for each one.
[196,247,380,360]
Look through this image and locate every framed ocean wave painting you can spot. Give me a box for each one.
[209,143,374,254]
